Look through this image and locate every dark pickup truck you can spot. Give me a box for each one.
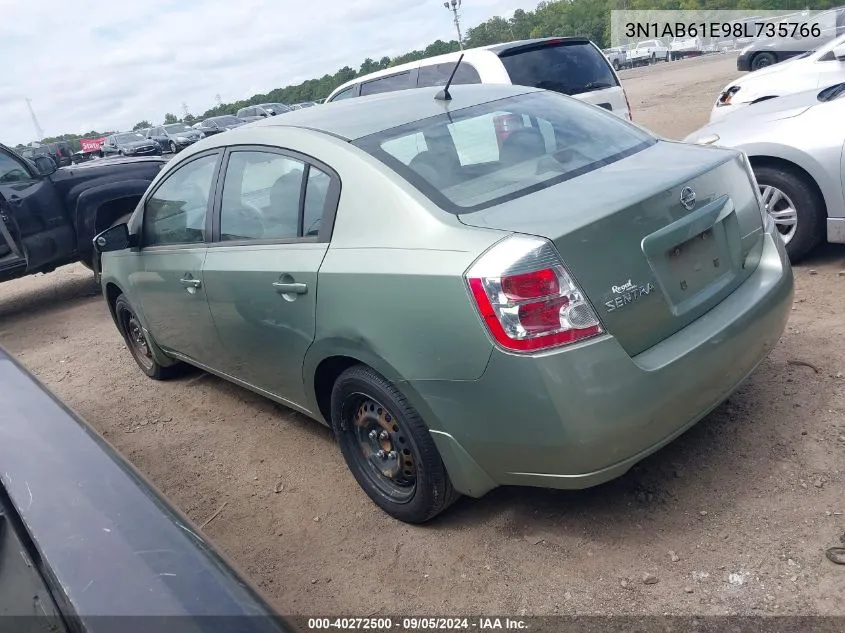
[0,143,164,283]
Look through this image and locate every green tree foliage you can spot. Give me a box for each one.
[132,120,151,131]
[163,113,178,124]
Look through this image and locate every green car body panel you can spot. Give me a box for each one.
[100,85,793,504]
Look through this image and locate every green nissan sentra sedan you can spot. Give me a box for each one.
[95,84,794,523]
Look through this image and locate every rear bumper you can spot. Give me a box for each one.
[411,231,793,497]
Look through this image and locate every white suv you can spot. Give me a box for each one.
[326,37,633,121]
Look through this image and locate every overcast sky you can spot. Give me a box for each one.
[2,0,541,146]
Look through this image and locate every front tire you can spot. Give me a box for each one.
[650,53,656,65]
[115,295,180,380]
[330,365,459,524]
[754,164,825,262]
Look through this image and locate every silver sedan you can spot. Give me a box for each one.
[686,83,845,261]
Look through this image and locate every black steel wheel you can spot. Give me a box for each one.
[330,365,459,523]
[114,294,180,380]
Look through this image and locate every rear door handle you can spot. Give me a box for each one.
[179,278,202,288]
[272,282,307,295]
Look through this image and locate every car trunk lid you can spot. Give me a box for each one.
[458,141,766,357]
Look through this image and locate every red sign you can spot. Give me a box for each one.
[80,137,106,153]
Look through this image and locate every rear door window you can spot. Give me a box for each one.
[498,41,618,96]
[360,72,413,96]
[220,151,305,241]
[417,63,482,88]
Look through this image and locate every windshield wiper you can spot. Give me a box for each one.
[576,82,615,92]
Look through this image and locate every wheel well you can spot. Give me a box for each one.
[105,282,123,322]
[751,51,777,63]
[95,197,139,233]
[313,356,361,423]
[748,156,827,214]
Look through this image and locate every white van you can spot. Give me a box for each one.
[326,37,633,121]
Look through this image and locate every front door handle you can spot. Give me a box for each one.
[272,281,307,295]
[179,277,202,288]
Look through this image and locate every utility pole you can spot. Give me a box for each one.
[443,0,463,49]
[25,98,45,142]
[181,102,190,118]
[215,94,223,107]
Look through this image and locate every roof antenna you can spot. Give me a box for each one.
[435,54,464,102]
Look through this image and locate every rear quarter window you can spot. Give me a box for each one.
[498,41,618,96]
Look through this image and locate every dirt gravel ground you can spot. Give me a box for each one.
[2,53,844,617]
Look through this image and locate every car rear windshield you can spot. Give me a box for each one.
[497,41,619,96]
[354,91,654,214]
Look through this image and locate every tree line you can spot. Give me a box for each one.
[18,0,837,153]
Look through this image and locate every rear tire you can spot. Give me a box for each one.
[751,52,777,71]
[169,141,177,153]
[754,164,825,262]
[650,53,656,64]
[330,365,460,524]
[114,294,181,380]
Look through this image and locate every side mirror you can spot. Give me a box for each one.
[835,43,845,61]
[34,155,57,176]
[93,223,135,253]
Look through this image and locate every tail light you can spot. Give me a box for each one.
[465,235,602,353]
[493,114,524,147]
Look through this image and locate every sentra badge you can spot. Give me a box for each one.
[605,279,655,313]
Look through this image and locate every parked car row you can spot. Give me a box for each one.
[90,36,794,525]
[96,105,303,160]
[19,141,74,167]
[736,6,845,71]
[689,32,845,262]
